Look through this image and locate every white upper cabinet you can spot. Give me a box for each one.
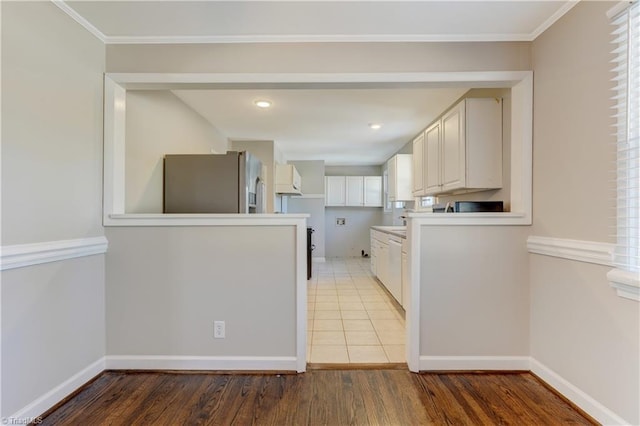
[363,176,382,207]
[441,102,466,192]
[346,176,364,206]
[325,176,346,206]
[423,98,502,196]
[275,164,302,195]
[412,132,425,196]
[326,175,382,207]
[424,120,442,195]
[387,154,413,201]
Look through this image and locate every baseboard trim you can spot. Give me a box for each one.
[105,355,299,371]
[9,357,105,421]
[419,356,530,371]
[530,358,629,425]
[1,236,108,270]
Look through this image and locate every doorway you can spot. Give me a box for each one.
[307,257,406,365]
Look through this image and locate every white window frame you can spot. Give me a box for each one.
[607,0,640,301]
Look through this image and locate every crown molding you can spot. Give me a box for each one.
[530,0,580,40]
[51,0,107,43]
[51,0,576,46]
[102,33,534,45]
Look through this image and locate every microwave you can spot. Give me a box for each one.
[433,201,504,213]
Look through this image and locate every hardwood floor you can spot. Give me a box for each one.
[40,370,596,425]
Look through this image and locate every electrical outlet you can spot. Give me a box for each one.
[336,218,346,226]
[214,320,225,339]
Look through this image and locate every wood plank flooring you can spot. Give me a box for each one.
[40,370,596,425]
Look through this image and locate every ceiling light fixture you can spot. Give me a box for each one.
[369,123,382,130]
[254,100,272,108]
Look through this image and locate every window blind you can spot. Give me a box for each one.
[611,0,639,273]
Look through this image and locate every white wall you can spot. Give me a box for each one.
[1,1,106,417]
[125,90,228,213]
[530,1,639,424]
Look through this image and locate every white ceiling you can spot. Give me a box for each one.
[57,1,575,165]
[172,87,468,165]
[61,1,576,43]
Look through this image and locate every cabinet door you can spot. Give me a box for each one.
[424,120,442,194]
[325,176,346,206]
[345,176,364,206]
[387,239,402,304]
[387,157,397,201]
[370,237,377,275]
[401,250,408,309]
[363,176,382,207]
[412,133,425,196]
[395,154,413,201]
[441,101,466,192]
[377,242,389,286]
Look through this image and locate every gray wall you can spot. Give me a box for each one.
[325,166,384,257]
[324,165,383,176]
[230,140,276,213]
[1,1,106,416]
[106,42,531,73]
[105,227,297,356]
[286,161,326,259]
[125,90,228,213]
[530,2,638,423]
[1,3,104,244]
[420,226,530,357]
[291,160,325,194]
[325,208,383,258]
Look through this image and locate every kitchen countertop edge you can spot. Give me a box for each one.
[106,213,310,227]
[371,226,407,239]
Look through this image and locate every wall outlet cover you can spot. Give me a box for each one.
[336,218,346,226]
[214,320,225,339]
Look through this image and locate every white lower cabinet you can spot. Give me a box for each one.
[370,235,377,275]
[377,239,389,290]
[370,229,404,306]
[387,237,403,304]
[401,239,409,309]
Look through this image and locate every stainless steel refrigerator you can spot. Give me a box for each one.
[163,151,265,214]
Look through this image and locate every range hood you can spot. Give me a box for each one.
[275,164,302,195]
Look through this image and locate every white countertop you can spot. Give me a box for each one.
[106,213,310,227]
[371,226,407,239]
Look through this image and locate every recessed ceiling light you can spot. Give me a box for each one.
[369,123,382,130]
[254,100,272,108]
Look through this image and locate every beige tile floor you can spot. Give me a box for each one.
[307,258,406,364]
